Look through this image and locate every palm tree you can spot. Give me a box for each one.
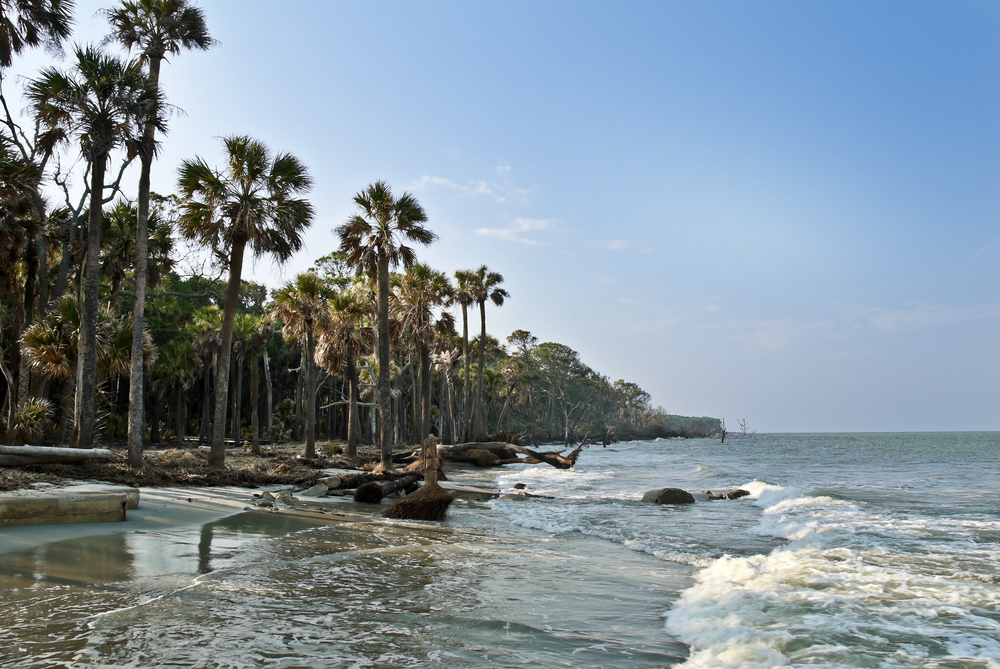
[99,199,173,307]
[0,0,74,68]
[335,181,434,470]
[270,272,332,460]
[466,265,508,439]
[316,285,369,458]
[188,304,220,443]
[393,263,454,442]
[178,135,314,467]
[105,0,212,468]
[26,45,160,449]
[453,268,475,441]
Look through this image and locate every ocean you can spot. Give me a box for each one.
[1,433,998,668]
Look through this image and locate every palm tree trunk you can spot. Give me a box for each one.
[249,352,260,455]
[461,303,469,441]
[262,345,273,434]
[127,55,161,468]
[233,352,243,451]
[293,364,302,442]
[209,236,246,467]
[303,321,316,459]
[377,253,393,469]
[199,355,211,442]
[473,300,488,440]
[410,352,420,442]
[77,153,107,450]
[346,337,360,458]
[420,342,431,441]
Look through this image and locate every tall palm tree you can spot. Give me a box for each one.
[188,304,220,443]
[26,45,160,449]
[393,263,454,441]
[316,285,369,458]
[270,271,332,460]
[453,268,475,441]
[335,181,434,470]
[178,135,314,467]
[0,0,74,68]
[106,0,213,468]
[466,265,508,440]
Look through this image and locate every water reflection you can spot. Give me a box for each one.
[0,511,689,668]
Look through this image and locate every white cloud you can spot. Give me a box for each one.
[409,173,529,204]
[476,217,554,245]
[496,165,511,173]
[409,175,461,190]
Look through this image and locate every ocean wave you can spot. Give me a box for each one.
[665,481,1000,667]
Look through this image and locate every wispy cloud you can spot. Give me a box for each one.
[410,173,529,204]
[476,217,554,245]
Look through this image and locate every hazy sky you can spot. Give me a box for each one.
[7,1,1000,432]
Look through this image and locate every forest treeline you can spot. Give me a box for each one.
[0,1,719,470]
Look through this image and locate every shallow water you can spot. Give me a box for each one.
[2,433,999,668]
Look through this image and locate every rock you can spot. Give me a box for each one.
[641,488,695,504]
[275,490,295,506]
[319,475,343,489]
[513,483,527,490]
[501,493,523,500]
[299,483,329,498]
[726,489,750,500]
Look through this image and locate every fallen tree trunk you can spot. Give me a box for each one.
[354,473,421,504]
[507,432,591,469]
[0,445,114,467]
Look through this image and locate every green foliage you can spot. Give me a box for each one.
[1,398,54,444]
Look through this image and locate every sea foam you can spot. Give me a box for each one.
[665,481,1000,668]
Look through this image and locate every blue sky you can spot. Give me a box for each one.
[8,1,1000,431]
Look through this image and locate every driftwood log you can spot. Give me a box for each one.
[438,435,590,470]
[0,445,114,467]
[353,473,421,504]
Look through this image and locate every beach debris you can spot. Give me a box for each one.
[641,488,695,504]
[698,489,751,501]
[438,435,590,470]
[0,486,135,526]
[299,483,328,497]
[384,437,454,521]
[353,473,421,504]
[0,445,113,467]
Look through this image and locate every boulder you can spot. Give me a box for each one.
[299,483,328,498]
[726,489,750,500]
[641,488,695,504]
[319,475,343,489]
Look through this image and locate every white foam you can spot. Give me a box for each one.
[666,479,1000,668]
